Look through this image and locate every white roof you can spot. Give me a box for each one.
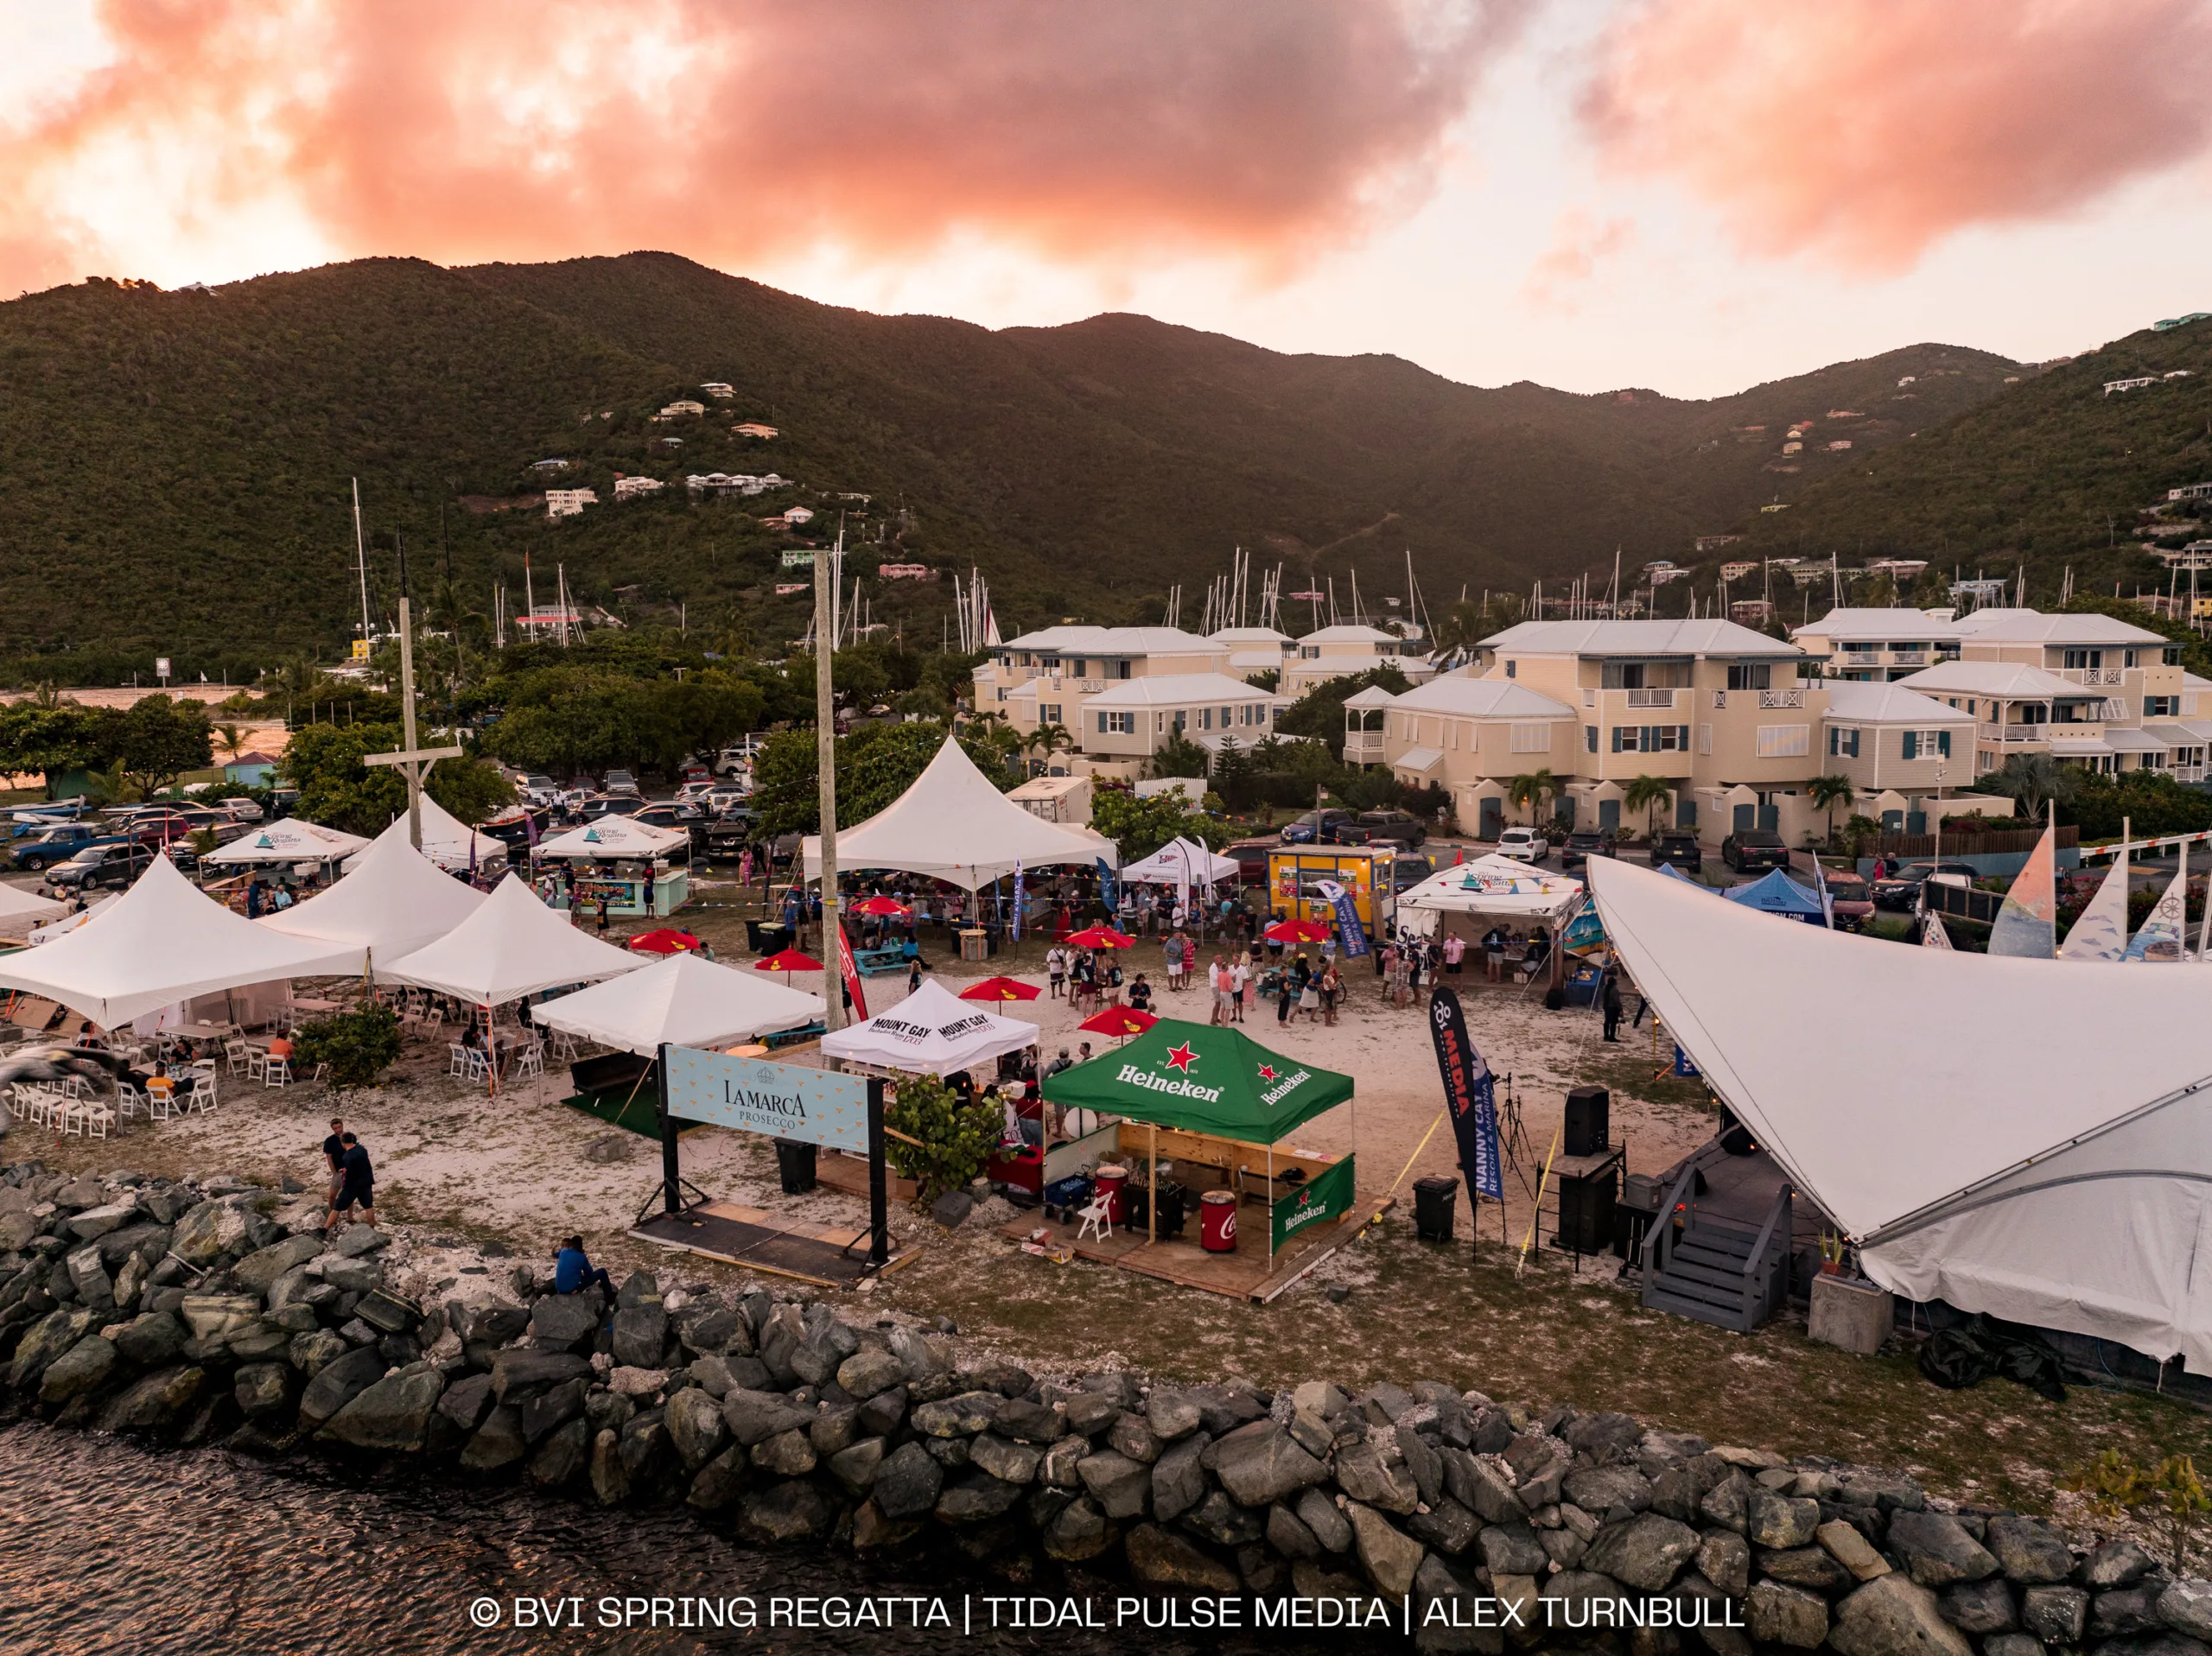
[1341,685,1402,711]
[818,977,1039,1077]
[2049,738,2113,756]
[531,953,823,1057]
[1398,854,1586,923]
[802,736,1116,891]
[1394,747,1444,773]
[1483,619,1802,657]
[1388,676,1577,720]
[202,817,371,866]
[1946,606,2042,634]
[1210,626,1292,645]
[1120,836,1240,885]
[1588,856,2212,1370]
[2103,726,2170,753]
[1821,682,1977,724]
[1084,672,1281,707]
[1299,625,1395,644]
[404,795,509,872]
[1227,650,1290,670]
[1894,660,2084,698]
[1792,607,1963,642]
[2141,721,2212,746]
[1955,612,2165,646]
[379,873,645,1005]
[0,856,363,1027]
[1000,625,1220,657]
[0,881,67,930]
[259,819,488,966]
[536,815,690,860]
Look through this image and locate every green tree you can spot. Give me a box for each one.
[1022,722,1074,773]
[1808,774,1857,845]
[1146,730,1211,780]
[1976,752,2075,822]
[111,695,213,797]
[0,702,107,797]
[292,1006,405,1091]
[1274,665,1413,754]
[1507,767,1560,827]
[282,721,512,836]
[1428,597,1491,655]
[750,720,1016,838]
[883,1075,1004,1202]
[1090,785,1230,860]
[1623,773,1676,838]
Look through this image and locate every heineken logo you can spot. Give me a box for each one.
[1163,1041,1198,1073]
[1281,1188,1331,1236]
[1116,1063,1221,1104]
[1255,1063,1278,1081]
[1258,1068,1311,1107]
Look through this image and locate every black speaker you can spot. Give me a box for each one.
[1565,1085,1610,1156]
[1555,1166,1617,1253]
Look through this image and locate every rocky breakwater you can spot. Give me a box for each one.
[4,1162,2212,1656]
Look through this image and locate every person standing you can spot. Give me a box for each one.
[1046,945,1068,999]
[1602,972,1624,1042]
[1180,932,1197,991]
[1442,933,1465,976]
[321,1118,346,1202]
[1207,955,1227,1026]
[1229,955,1249,1023]
[1162,931,1182,992]
[1319,961,1342,1027]
[325,1132,375,1235]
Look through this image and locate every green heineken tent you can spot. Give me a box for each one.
[1041,1018,1359,1258]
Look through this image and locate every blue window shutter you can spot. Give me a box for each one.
[1902,731,1917,760]
[1829,727,1838,756]
[1586,726,1598,753]
[1678,726,1689,750]
[1938,731,1951,758]
[1611,726,1624,753]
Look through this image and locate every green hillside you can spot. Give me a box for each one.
[0,252,2023,683]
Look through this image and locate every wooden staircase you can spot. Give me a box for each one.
[1641,1150,1794,1333]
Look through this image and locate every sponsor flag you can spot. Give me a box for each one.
[1986,825,2056,959]
[1920,910,1953,950]
[2057,847,2128,960]
[1427,987,1502,1201]
[836,923,869,1020]
[1010,860,1024,943]
[1097,856,1117,916]
[2126,844,2188,961]
[1672,1044,1701,1077]
[1315,878,1370,959]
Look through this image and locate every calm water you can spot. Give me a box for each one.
[0,1422,1360,1656]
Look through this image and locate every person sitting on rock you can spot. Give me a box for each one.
[555,1234,613,1297]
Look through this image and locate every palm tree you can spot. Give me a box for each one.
[213,722,251,766]
[425,579,486,688]
[1023,723,1073,772]
[1428,598,1490,657]
[1507,768,1559,828]
[1985,752,2075,821]
[1622,773,1675,839]
[1808,774,1857,846]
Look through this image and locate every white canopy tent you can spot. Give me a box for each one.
[402,795,508,873]
[201,817,371,867]
[259,818,488,968]
[0,880,69,933]
[1587,856,2212,1372]
[536,816,691,860]
[1395,854,1586,936]
[532,953,823,1056]
[1120,836,1239,886]
[0,855,363,1027]
[819,977,1040,1076]
[801,737,1117,891]
[379,873,644,1006]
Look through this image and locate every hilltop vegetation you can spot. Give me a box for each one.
[0,254,2019,683]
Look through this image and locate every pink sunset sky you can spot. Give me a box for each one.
[5,0,2210,397]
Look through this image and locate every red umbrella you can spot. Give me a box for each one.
[1264,918,1331,943]
[1064,925,1135,949]
[755,947,823,985]
[1080,1006,1157,1043]
[628,928,702,955]
[850,895,911,917]
[960,976,1041,1002]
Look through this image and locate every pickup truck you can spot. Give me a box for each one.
[11,825,113,869]
[1334,809,1428,848]
[1872,861,1980,910]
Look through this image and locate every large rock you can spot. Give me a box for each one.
[1820,1519,1894,1581]
[527,1417,591,1487]
[1445,1450,1528,1525]
[664,1387,728,1472]
[1749,1488,1822,1550]
[64,1246,114,1307]
[490,1348,593,1405]
[65,1201,138,1242]
[39,1334,117,1403]
[1337,1442,1421,1515]
[1479,1524,1550,1577]
[169,1197,255,1266]
[2093,1583,2171,1640]
[1561,1463,1651,1517]
[111,1310,187,1367]
[527,1295,600,1352]
[1042,1495,1116,1562]
[1563,1411,1645,1457]
[2160,1581,2212,1643]
[1700,1530,1751,1597]
[233,1234,325,1296]
[459,1405,528,1470]
[1984,1515,2074,1583]
[99,1365,206,1432]
[836,1348,904,1400]
[1503,1432,1570,1507]
[1206,1421,1329,1507]
[1408,1497,1480,1558]
[2084,1539,2160,1589]
[289,1330,349,1378]
[1940,1577,2019,1634]
[318,1258,381,1296]
[1126,1523,1239,1593]
[1077,1450,1150,1520]
[721,1387,813,1447]
[1750,1581,1831,1649]
[321,1367,446,1451]
[436,1373,495,1433]
[1414,1553,1503,1656]
[1580,1512,1700,1592]
[234,1362,297,1420]
[994,1397,1064,1443]
[2021,1584,2088,1644]
[181,1293,264,1350]
[298,1344,388,1427]
[1183,1488,1262,1548]
[911,1390,1002,1437]
[870,1441,944,1520]
[11,1308,98,1388]
[684,1446,750,1513]
[741,1479,833,1542]
[828,1437,886,1494]
[1762,1545,1856,1596]
[1887,1512,1999,1588]
[1349,1502,1427,1597]
[1298,1488,1354,1554]
[589,1429,629,1506]
[610,1306,668,1370]
[934,1472,1023,1525]
[749,1428,816,1477]
[521,1379,588,1444]
[1147,1388,1203,1441]
[1150,1433,1210,1522]
[1830,1575,1975,1656]
[968,1431,1040,1486]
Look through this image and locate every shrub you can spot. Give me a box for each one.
[883,1075,1004,1202]
[292,1006,404,1091]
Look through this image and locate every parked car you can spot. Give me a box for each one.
[1872,861,1980,910]
[1560,830,1617,870]
[702,785,751,815]
[704,807,759,860]
[44,841,156,891]
[1824,870,1875,928]
[1720,828,1789,873]
[1391,853,1435,892]
[633,801,707,847]
[602,770,641,796]
[11,825,110,870]
[214,796,264,823]
[674,779,717,803]
[1497,826,1548,863]
[1647,832,1702,873]
[1223,841,1274,888]
[1280,809,1355,845]
[1335,809,1427,849]
[715,739,766,775]
[516,773,562,807]
[577,793,652,821]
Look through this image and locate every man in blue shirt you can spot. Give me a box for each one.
[555,1234,612,1297]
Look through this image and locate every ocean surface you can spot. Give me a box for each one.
[0,1421,1363,1655]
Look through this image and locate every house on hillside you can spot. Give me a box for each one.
[1825,440,1853,451]
[1694,535,1744,554]
[654,399,707,421]
[531,459,571,474]
[612,476,664,501]
[1825,409,1865,419]
[700,383,734,399]
[546,488,598,519]
[733,422,779,439]
[878,563,936,581]
[2104,377,2157,395]
[687,473,790,498]
[1729,600,1776,627]
[1719,561,1758,581]
[2166,482,2212,502]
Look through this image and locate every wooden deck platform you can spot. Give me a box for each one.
[815,1147,918,1204]
[996,1191,1395,1303]
[631,1199,914,1289]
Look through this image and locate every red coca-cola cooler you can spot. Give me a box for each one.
[1093,1164,1129,1226]
[1200,1190,1238,1252]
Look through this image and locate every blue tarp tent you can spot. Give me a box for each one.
[1657,863,1707,889]
[1722,867,1825,923]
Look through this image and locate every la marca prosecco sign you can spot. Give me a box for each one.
[664,1049,870,1153]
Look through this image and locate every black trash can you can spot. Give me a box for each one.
[773,1138,817,1195]
[1413,1175,1458,1242]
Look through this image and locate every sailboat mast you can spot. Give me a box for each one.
[351,477,372,650]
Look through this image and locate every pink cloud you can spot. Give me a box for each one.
[1521,206,1634,306]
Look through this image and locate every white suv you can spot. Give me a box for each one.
[1497,826,1549,863]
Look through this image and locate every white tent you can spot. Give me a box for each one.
[1121,836,1239,886]
[0,855,362,1027]
[536,815,690,860]
[403,795,508,873]
[259,819,488,967]
[0,880,68,933]
[380,873,644,1006]
[819,977,1040,1076]
[201,817,371,866]
[532,953,823,1056]
[28,893,114,945]
[801,737,1117,891]
[1586,856,2212,1372]
[1396,854,1586,936]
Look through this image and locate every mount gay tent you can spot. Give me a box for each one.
[817,977,1039,1075]
[1586,857,2212,1372]
[380,873,643,1006]
[801,736,1116,891]
[0,854,362,1027]
[259,818,488,967]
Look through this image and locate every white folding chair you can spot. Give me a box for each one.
[1075,1196,1114,1244]
[461,1048,491,1086]
[547,1031,579,1063]
[263,1056,292,1088]
[114,1082,149,1121]
[513,1041,544,1082]
[448,1044,469,1078]
[79,1100,111,1139]
[223,1038,250,1075]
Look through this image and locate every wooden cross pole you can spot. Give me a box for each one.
[362,597,461,851]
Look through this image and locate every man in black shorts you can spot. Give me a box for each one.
[326,1132,375,1234]
[321,1119,346,1203]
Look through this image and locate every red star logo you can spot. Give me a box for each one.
[1164,1041,1198,1073]
[1256,1064,1279,1081]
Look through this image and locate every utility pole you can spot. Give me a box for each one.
[815,534,844,1034]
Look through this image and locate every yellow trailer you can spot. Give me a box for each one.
[1267,847,1397,933]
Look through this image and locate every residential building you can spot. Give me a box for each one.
[686,473,790,498]
[1719,561,1758,581]
[876,563,936,581]
[545,488,598,519]
[1866,558,1929,580]
[699,383,734,399]
[733,422,779,439]
[1820,682,1980,822]
[1649,565,1694,587]
[1728,600,1776,627]
[1370,677,1580,833]
[1281,624,1435,695]
[1948,578,2009,605]
[782,505,816,526]
[2165,482,2212,502]
[2159,541,2212,569]
[655,399,707,420]
[1791,607,1964,680]
[612,475,664,501]
[1065,673,1285,768]
[1210,625,1294,682]
[530,458,571,474]
[2104,378,2157,395]
[1824,440,1853,452]
[1694,535,1745,554]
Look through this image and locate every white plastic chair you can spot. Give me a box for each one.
[512,1041,544,1083]
[223,1038,251,1075]
[78,1100,111,1139]
[547,1031,579,1063]
[245,1047,269,1082]
[263,1056,292,1088]
[461,1048,491,1086]
[114,1082,149,1121]
[1075,1196,1114,1244]
[448,1044,469,1078]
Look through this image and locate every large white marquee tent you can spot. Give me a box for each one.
[380,873,643,1006]
[259,817,488,966]
[1587,856,2212,1372]
[532,953,823,1056]
[1120,837,1239,887]
[801,737,1116,891]
[1396,854,1586,935]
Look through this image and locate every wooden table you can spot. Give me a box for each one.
[287,997,345,1015]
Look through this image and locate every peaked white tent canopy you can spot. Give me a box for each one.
[532,953,823,1056]
[819,977,1040,1075]
[537,815,690,860]
[260,818,488,966]
[1397,854,1586,935]
[1587,856,2212,1372]
[1121,836,1239,886]
[380,873,644,1005]
[202,817,371,866]
[0,880,68,932]
[0,855,363,1027]
[397,795,507,873]
[801,737,1116,891]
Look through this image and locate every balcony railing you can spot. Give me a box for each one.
[1344,731,1387,762]
[1624,688,1677,709]
[2058,668,2126,687]
[1980,723,2048,743]
[1889,651,1927,665]
[1758,689,1805,709]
